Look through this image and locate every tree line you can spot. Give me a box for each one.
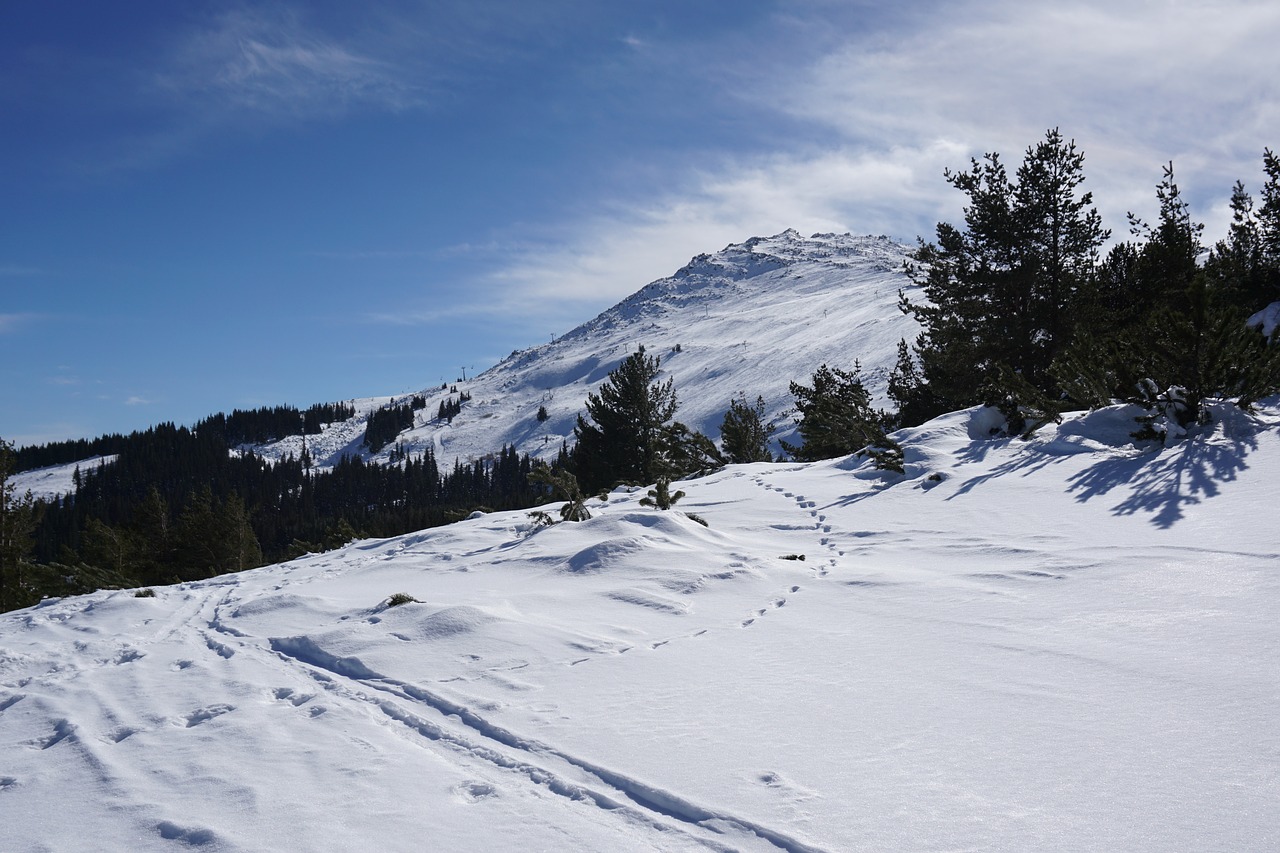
[1,422,542,611]
[4,128,1278,609]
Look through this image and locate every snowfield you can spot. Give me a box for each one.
[3,401,1278,852]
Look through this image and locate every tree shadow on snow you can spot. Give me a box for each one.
[1064,430,1257,528]
[944,420,1261,529]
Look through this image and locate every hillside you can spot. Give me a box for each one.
[254,230,919,471]
[3,399,1277,851]
[12,231,916,503]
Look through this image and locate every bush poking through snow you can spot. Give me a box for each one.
[386,593,420,608]
[640,479,685,510]
[528,463,592,522]
[640,478,709,526]
[134,588,156,598]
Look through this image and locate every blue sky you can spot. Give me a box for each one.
[3,0,1277,447]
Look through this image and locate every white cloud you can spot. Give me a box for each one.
[0,313,37,334]
[125,396,153,406]
[478,0,1279,319]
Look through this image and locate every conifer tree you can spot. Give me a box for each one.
[781,364,898,462]
[573,347,679,492]
[1,439,39,610]
[719,394,774,463]
[903,129,1108,409]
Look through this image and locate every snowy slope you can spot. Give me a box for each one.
[12,231,915,493]
[254,230,919,470]
[4,400,1278,852]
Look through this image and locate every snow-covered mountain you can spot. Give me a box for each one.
[4,399,1278,850]
[12,230,917,498]
[254,230,919,471]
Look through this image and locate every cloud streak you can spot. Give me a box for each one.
[477,0,1280,320]
[156,8,421,119]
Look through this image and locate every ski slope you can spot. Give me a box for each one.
[4,401,1277,852]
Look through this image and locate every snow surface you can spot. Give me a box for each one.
[9,456,117,502]
[4,401,1279,852]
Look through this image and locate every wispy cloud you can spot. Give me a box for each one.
[775,0,1280,229]
[125,395,153,406]
[155,8,421,119]
[477,0,1280,320]
[0,265,48,277]
[0,313,39,334]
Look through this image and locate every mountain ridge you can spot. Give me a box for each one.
[248,230,920,474]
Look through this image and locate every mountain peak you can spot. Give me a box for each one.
[243,231,920,472]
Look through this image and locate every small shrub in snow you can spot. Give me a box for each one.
[386,593,419,608]
[134,588,156,598]
[528,463,592,522]
[779,554,806,561]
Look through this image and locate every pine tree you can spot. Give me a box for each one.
[781,364,897,462]
[886,338,936,427]
[572,347,679,492]
[528,463,592,522]
[0,438,39,610]
[719,394,774,463]
[1059,162,1280,433]
[903,129,1108,409]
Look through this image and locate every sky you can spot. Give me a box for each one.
[2,0,1278,447]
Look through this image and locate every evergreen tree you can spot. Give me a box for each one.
[886,338,935,428]
[719,394,775,463]
[781,364,897,462]
[528,463,592,522]
[1,438,40,610]
[1056,162,1280,432]
[903,129,1108,410]
[572,347,679,492]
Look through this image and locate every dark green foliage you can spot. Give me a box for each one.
[1058,162,1280,431]
[719,395,774,463]
[134,588,156,598]
[572,347,680,492]
[528,463,592,522]
[981,364,1064,439]
[1,438,40,610]
[438,397,464,423]
[386,592,419,607]
[903,128,1108,410]
[1204,151,1280,313]
[13,433,129,473]
[639,479,685,510]
[364,401,417,452]
[196,402,356,447]
[641,480,707,526]
[536,405,550,423]
[886,338,936,428]
[14,420,544,611]
[654,422,724,481]
[781,364,895,462]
